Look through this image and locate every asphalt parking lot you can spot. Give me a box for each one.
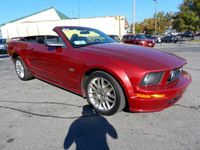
[0,43,200,150]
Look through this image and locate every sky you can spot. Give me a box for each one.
[0,0,183,24]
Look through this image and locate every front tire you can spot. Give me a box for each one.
[85,71,125,115]
[15,56,33,81]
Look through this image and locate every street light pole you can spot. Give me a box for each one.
[78,0,80,26]
[154,0,157,35]
[132,0,136,34]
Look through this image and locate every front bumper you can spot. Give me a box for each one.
[128,70,191,112]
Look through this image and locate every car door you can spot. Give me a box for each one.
[27,36,68,84]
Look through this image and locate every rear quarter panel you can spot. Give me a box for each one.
[8,40,30,67]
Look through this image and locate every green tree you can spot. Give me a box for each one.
[173,0,200,32]
[131,11,174,34]
[157,12,174,34]
[135,22,142,33]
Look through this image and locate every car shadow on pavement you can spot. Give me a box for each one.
[63,105,118,150]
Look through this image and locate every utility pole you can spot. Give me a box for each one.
[132,0,136,34]
[118,16,121,37]
[78,0,80,26]
[154,0,157,35]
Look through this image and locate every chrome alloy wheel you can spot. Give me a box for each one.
[88,77,116,111]
[15,60,25,79]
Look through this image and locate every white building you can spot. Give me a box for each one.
[0,7,129,39]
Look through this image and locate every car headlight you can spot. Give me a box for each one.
[142,72,163,85]
[140,41,145,44]
[167,68,181,82]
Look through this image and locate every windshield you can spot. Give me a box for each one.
[62,27,115,48]
[135,35,146,39]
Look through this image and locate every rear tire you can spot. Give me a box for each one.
[15,56,33,81]
[85,71,125,116]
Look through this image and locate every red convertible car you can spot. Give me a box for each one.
[7,26,191,115]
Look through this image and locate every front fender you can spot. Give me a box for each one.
[83,64,135,99]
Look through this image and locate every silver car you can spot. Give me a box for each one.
[0,39,7,53]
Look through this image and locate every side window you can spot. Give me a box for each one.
[123,35,128,41]
[130,35,134,40]
[36,36,45,44]
[24,36,37,43]
[22,36,65,47]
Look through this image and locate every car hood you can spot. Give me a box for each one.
[80,43,186,71]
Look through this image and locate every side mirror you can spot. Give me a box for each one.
[45,39,64,47]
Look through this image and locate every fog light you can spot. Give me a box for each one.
[136,93,166,99]
[151,94,166,98]
[136,94,151,99]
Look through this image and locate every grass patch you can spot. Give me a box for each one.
[191,39,200,43]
